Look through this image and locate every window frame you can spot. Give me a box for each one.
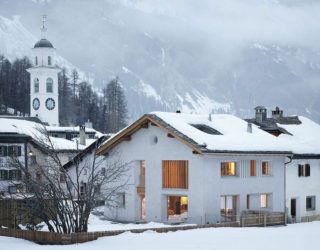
[46,77,54,93]
[221,162,237,177]
[262,161,270,176]
[260,194,268,208]
[34,78,39,93]
[306,196,316,211]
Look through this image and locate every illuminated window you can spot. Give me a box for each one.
[250,160,256,176]
[221,162,237,176]
[260,194,268,208]
[162,160,188,189]
[262,161,270,175]
[46,78,53,93]
[34,78,39,93]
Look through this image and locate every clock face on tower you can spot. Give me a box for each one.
[32,98,40,110]
[45,98,55,110]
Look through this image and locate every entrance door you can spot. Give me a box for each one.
[291,199,296,218]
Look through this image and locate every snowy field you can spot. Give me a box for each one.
[1,222,320,250]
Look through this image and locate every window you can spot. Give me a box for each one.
[306,196,315,211]
[162,160,188,189]
[101,167,106,176]
[7,146,21,157]
[250,160,256,176]
[221,162,237,176]
[80,182,87,196]
[94,185,101,194]
[48,56,52,66]
[298,164,311,177]
[83,168,88,175]
[60,174,66,182]
[35,56,38,66]
[262,161,270,175]
[260,194,268,208]
[246,194,250,209]
[0,146,8,156]
[46,78,53,93]
[34,78,39,93]
[117,193,126,208]
[9,170,21,180]
[0,170,8,180]
[8,186,17,194]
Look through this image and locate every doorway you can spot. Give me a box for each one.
[291,198,296,218]
[220,195,239,222]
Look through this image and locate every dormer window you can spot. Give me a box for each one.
[48,56,52,66]
[46,78,53,93]
[35,56,38,66]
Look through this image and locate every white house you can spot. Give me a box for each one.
[95,112,292,224]
[247,106,320,223]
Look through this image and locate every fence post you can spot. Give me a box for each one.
[263,215,267,227]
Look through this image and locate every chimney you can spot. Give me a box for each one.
[247,122,252,133]
[79,125,86,146]
[85,119,93,129]
[254,106,267,123]
[272,106,283,119]
[208,114,212,121]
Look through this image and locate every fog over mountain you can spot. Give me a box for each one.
[0,0,320,122]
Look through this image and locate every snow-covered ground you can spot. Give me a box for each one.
[1,222,320,250]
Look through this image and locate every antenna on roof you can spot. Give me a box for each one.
[41,14,47,38]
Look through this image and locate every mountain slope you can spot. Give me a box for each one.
[0,0,319,122]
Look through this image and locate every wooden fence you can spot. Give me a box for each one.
[240,212,286,227]
[0,221,239,245]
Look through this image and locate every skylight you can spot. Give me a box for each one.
[190,124,222,135]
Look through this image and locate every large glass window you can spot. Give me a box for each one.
[46,78,53,93]
[34,78,39,93]
[221,162,237,176]
[162,160,188,189]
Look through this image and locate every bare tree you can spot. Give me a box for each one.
[9,127,129,233]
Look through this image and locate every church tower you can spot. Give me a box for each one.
[27,16,60,126]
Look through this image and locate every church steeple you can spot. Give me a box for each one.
[26,16,61,126]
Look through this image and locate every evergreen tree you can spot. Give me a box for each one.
[58,67,73,125]
[104,77,128,133]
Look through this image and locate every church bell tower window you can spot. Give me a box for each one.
[46,78,53,93]
[48,56,52,66]
[35,56,38,66]
[34,78,39,93]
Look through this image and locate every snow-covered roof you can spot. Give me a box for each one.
[277,116,320,155]
[0,118,86,151]
[98,112,320,156]
[151,112,291,153]
[46,126,97,133]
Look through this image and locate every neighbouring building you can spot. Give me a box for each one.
[247,106,320,223]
